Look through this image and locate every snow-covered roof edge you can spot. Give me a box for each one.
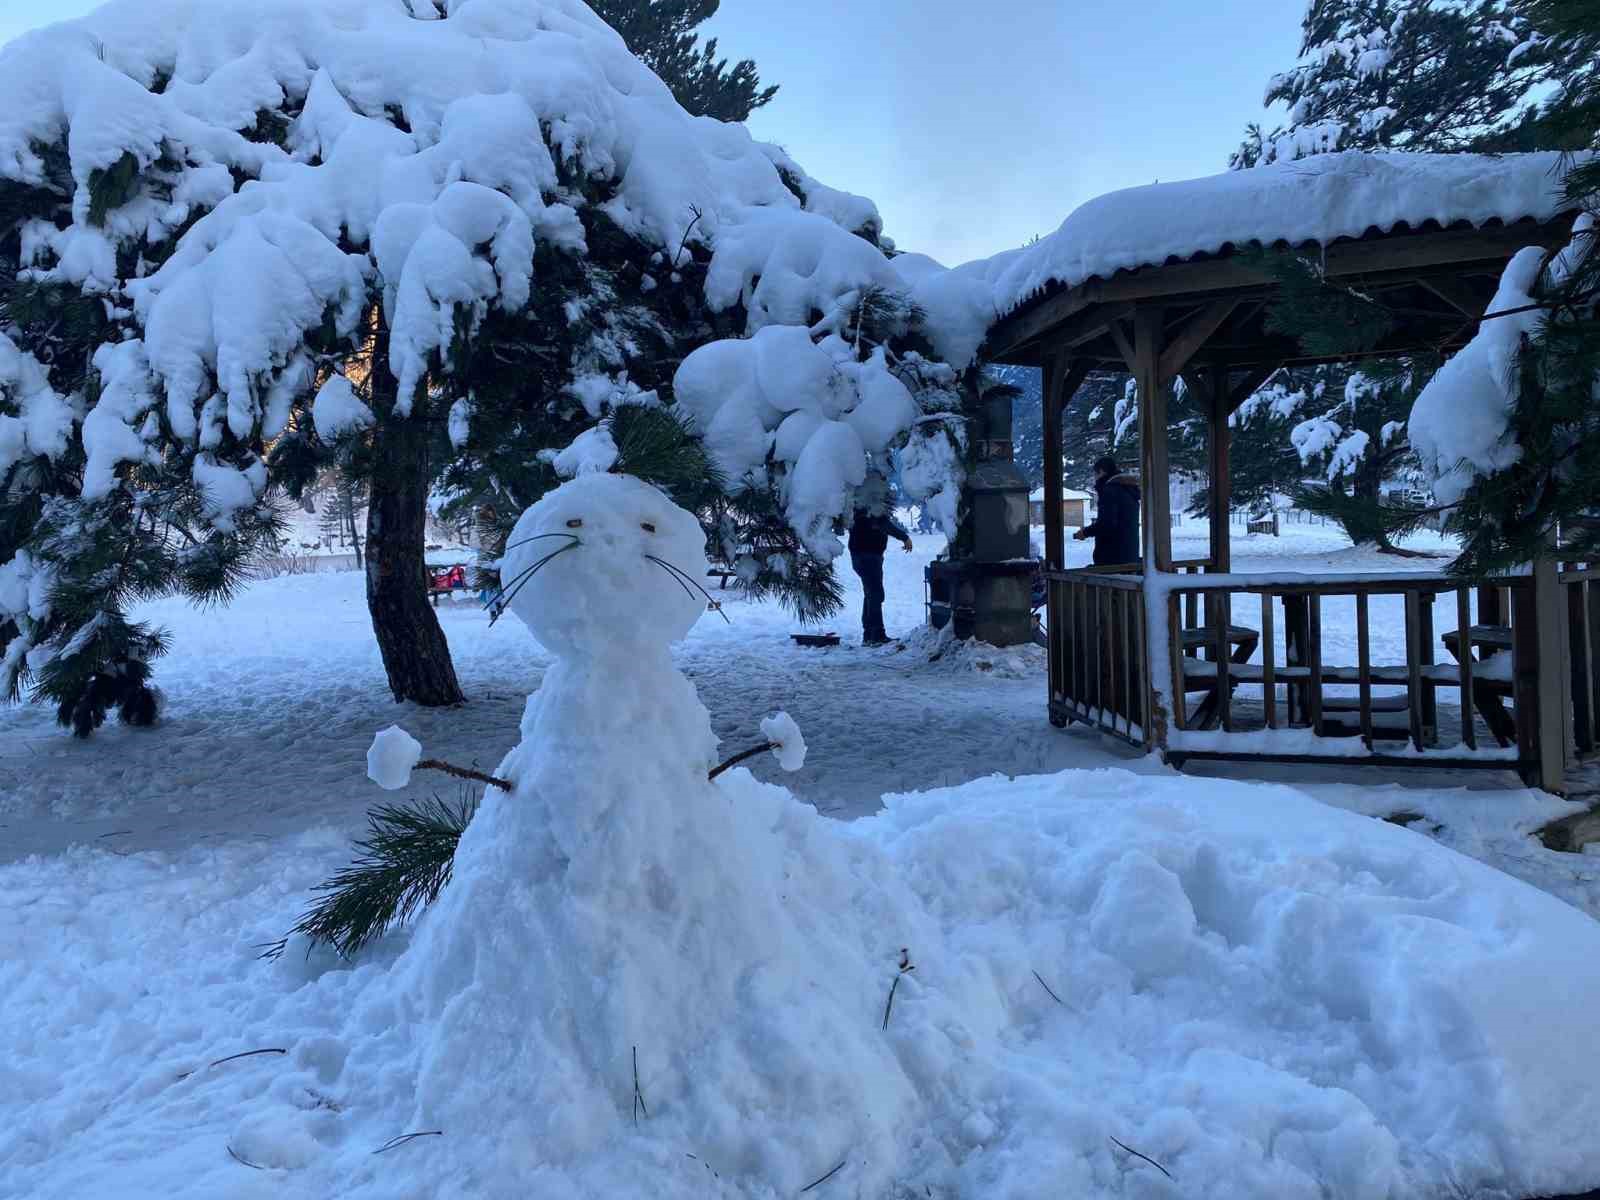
[990,151,1579,324]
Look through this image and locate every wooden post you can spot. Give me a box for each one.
[1135,309,1173,573]
[1457,587,1476,752]
[1208,366,1232,575]
[1533,554,1569,792]
[1042,353,1065,572]
[1133,308,1176,752]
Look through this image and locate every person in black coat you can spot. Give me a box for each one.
[848,475,913,645]
[1074,456,1142,567]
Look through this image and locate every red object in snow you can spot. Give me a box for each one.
[428,564,467,595]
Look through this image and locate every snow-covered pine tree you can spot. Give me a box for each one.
[0,162,284,734]
[1233,0,1558,168]
[1228,2,1567,551]
[0,0,967,730]
[1287,365,1432,551]
[1246,251,1434,551]
[588,0,777,122]
[1195,373,1317,520]
[1410,0,1600,575]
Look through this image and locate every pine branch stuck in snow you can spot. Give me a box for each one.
[273,790,480,960]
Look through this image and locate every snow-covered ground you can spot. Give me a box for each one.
[5,520,1600,1199]
[3,522,1595,898]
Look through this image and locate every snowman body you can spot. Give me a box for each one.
[372,474,951,1194]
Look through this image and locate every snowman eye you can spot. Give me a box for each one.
[566,519,583,529]
[640,522,656,534]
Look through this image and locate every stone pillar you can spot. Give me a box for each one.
[927,378,1036,647]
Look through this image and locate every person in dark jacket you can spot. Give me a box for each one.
[849,475,913,645]
[1074,456,1142,566]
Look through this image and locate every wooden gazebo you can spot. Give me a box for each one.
[983,166,1593,792]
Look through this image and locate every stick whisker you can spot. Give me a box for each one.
[646,555,732,623]
[500,532,580,556]
[488,542,580,625]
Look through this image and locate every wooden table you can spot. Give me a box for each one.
[1182,625,1261,730]
[1441,624,1516,747]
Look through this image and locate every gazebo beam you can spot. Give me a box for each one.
[1133,308,1172,573]
[1416,275,1490,316]
[1157,299,1242,386]
[1041,354,1094,570]
[982,218,1575,363]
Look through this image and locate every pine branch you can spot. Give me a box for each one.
[282,791,478,959]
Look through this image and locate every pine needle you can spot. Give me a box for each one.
[287,791,478,958]
[1108,1136,1173,1180]
[800,1159,848,1193]
[373,1130,443,1155]
[1031,970,1065,1006]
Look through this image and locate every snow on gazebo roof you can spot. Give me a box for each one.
[898,151,1577,368]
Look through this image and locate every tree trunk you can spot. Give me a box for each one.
[365,332,465,708]
[346,487,364,571]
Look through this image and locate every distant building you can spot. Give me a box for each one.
[1029,486,1091,528]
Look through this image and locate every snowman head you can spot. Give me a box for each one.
[499,473,711,658]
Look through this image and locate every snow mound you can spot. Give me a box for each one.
[9,762,1600,1198]
[898,621,1041,679]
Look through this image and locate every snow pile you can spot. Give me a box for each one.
[549,423,620,478]
[311,374,375,443]
[900,621,1040,679]
[0,549,53,695]
[1410,217,1593,504]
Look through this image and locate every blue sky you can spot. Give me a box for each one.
[2,0,1300,264]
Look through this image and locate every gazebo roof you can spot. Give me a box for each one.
[899,152,1582,372]
[989,151,1575,320]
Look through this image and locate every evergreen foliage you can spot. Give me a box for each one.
[1443,0,1600,574]
[588,0,777,121]
[273,790,479,960]
[1233,0,1558,168]
[1251,250,1433,551]
[1,258,285,733]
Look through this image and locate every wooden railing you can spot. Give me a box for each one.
[1047,556,1600,786]
[1046,560,1209,747]
[1158,572,1536,770]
